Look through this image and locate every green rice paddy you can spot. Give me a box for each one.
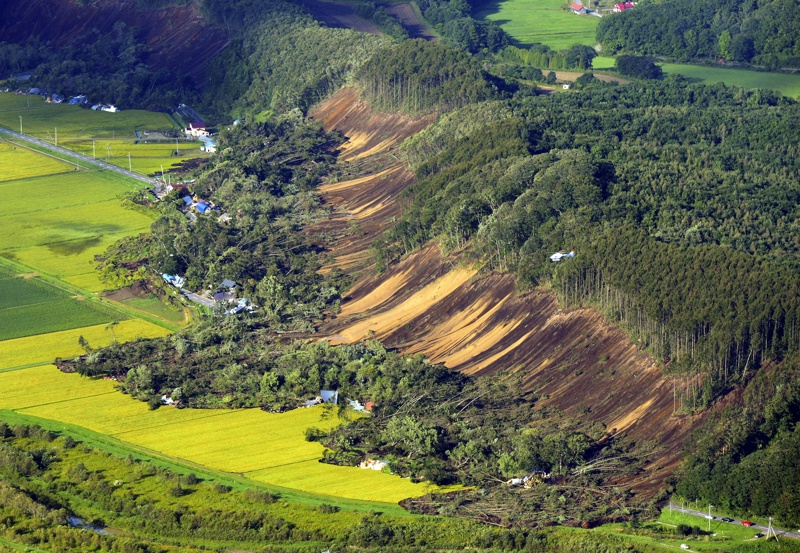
[476,0,599,50]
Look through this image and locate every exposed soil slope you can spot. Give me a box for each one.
[309,88,435,273]
[310,87,700,496]
[0,0,228,83]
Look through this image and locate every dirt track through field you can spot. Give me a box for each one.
[299,0,381,34]
[385,4,437,40]
[310,87,700,496]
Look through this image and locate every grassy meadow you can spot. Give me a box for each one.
[476,0,599,50]
[661,63,800,99]
[0,364,442,503]
[63,138,207,175]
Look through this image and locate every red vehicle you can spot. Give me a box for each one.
[741,520,753,527]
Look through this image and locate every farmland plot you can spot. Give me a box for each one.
[0,319,170,372]
[0,365,440,503]
[476,0,599,50]
[0,93,175,140]
[0,141,74,181]
[63,139,208,175]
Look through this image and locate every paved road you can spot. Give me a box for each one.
[0,126,156,186]
[182,290,216,309]
[670,502,799,540]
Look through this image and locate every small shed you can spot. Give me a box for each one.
[196,202,210,213]
[182,195,193,206]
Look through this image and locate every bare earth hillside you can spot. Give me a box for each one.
[311,87,701,496]
[0,0,228,83]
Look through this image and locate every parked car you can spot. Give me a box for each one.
[741,520,753,527]
[721,517,734,522]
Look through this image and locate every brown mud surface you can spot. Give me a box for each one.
[299,0,381,34]
[0,0,228,84]
[309,87,699,496]
[385,4,437,41]
[308,88,434,273]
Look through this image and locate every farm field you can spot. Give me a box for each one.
[0,273,121,341]
[0,319,171,372]
[661,63,800,98]
[0,141,74,181]
[120,296,186,323]
[0,167,155,292]
[476,0,599,50]
[63,138,207,175]
[0,93,174,139]
[0,364,441,503]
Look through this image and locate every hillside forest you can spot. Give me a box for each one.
[3,0,800,548]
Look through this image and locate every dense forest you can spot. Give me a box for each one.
[596,0,800,68]
[0,23,196,110]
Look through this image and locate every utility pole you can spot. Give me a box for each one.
[128,152,132,172]
[766,517,778,541]
[708,504,713,532]
[92,140,96,159]
[175,137,179,156]
[54,127,57,146]
[18,116,22,135]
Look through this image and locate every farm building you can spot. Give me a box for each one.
[185,122,210,137]
[200,139,217,153]
[613,2,635,11]
[220,279,237,290]
[570,2,587,14]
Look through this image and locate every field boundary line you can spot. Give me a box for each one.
[242,456,325,473]
[0,361,55,373]
[110,409,242,437]
[15,390,120,410]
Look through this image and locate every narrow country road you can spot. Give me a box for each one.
[669,501,799,540]
[0,126,156,186]
[182,290,216,309]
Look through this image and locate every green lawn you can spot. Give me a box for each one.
[476,0,599,50]
[661,63,800,99]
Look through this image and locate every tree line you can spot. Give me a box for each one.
[596,0,800,68]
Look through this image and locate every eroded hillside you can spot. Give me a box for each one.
[0,0,228,83]
[311,87,700,496]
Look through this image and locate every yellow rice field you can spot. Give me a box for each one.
[0,141,74,181]
[0,365,437,503]
[0,319,171,372]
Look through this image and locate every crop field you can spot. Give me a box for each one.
[0,274,67,310]
[0,364,440,503]
[0,93,176,139]
[0,319,171,372]
[0,297,120,341]
[476,0,599,50]
[0,167,154,292]
[62,138,207,175]
[661,63,800,98]
[121,296,186,323]
[0,141,74,181]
